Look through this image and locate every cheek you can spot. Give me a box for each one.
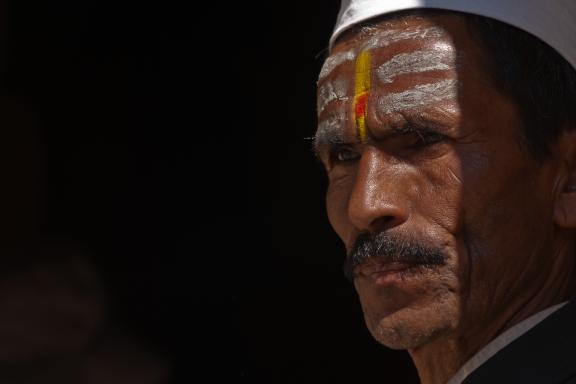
[409,156,465,236]
[451,144,553,298]
[458,147,528,240]
[325,174,355,241]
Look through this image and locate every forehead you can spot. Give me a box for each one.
[316,14,490,144]
[318,16,471,93]
[322,14,469,76]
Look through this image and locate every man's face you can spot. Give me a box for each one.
[316,15,562,349]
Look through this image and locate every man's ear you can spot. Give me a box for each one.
[555,174,576,228]
[554,129,576,229]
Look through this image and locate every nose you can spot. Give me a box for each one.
[348,148,409,234]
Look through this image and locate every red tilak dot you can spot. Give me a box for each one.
[355,93,368,118]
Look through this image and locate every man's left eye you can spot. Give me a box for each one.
[330,146,360,164]
[407,131,445,149]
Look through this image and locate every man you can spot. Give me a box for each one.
[315,1,576,383]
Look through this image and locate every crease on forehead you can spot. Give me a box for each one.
[318,26,449,82]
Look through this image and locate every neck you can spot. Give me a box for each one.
[408,338,462,384]
[408,240,576,384]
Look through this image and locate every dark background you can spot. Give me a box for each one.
[2,0,419,382]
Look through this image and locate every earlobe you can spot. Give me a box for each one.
[552,129,576,229]
[554,190,576,228]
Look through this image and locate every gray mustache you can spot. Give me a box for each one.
[343,232,447,282]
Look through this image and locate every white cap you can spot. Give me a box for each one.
[331,0,576,70]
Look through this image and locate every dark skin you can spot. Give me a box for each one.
[316,14,576,384]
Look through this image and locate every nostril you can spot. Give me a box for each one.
[370,215,403,232]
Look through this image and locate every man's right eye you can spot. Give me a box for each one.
[330,146,360,164]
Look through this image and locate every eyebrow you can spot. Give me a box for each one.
[373,120,444,141]
[313,111,453,159]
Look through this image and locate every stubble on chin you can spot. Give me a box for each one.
[360,287,459,350]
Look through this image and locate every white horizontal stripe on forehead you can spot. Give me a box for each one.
[317,78,350,115]
[377,49,455,84]
[377,79,457,114]
[319,50,355,80]
[319,27,448,82]
[362,26,447,50]
[316,110,347,146]
[330,0,576,71]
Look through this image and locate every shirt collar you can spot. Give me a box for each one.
[446,301,569,384]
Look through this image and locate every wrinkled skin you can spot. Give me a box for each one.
[316,14,576,384]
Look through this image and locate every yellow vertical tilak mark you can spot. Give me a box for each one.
[354,50,371,141]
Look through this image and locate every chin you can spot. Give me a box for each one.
[360,291,459,350]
